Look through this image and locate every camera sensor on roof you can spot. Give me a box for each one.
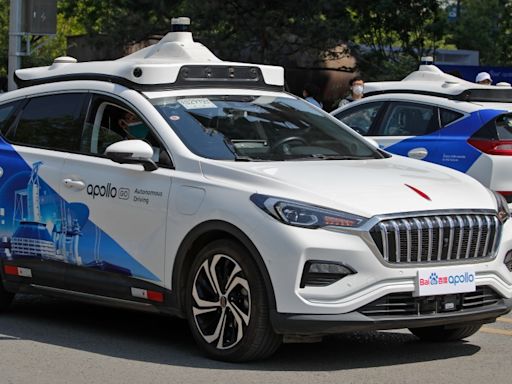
[171,17,191,32]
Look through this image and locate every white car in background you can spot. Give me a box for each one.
[1,22,511,362]
[331,63,512,202]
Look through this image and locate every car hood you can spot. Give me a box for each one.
[200,156,496,218]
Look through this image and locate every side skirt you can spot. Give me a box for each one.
[1,258,181,317]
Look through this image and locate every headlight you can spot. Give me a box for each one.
[493,190,510,223]
[250,194,366,228]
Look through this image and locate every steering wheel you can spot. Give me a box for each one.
[271,136,307,153]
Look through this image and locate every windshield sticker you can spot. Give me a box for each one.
[178,98,217,110]
[169,115,180,121]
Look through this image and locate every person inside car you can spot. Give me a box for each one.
[118,110,150,139]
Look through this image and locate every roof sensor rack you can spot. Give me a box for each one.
[14,17,285,91]
[170,17,191,32]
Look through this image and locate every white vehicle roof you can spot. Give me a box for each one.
[364,64,512,103]
[14,18,284,92]
[333,92,512,115]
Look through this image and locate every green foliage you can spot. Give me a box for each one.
[347,0,447,80]
[181,0,356,66]
[448,0,512,65]
[0,1,9,76]
[1,0,511,84]
[59,0,183,47]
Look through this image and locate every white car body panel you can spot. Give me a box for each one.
[1,28,511,362]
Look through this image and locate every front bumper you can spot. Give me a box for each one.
[271,297,512,335]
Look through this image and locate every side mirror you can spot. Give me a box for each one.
[105,140,158,171]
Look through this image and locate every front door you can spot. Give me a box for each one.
[58,96,173,297]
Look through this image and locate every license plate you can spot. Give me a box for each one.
[415,266,476,296]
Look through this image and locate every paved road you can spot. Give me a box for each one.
[0,294,511,384]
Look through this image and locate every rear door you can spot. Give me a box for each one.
[372,101,440,162]
[0,92,88,282]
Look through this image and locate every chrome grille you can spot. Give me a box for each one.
[370,214,500,264]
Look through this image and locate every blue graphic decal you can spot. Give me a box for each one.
[0,137,159,282]
[385,109,506,173]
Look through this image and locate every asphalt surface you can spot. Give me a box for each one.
[0,294,511,384]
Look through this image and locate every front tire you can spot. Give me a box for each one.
[409,324,482,342]
[185,239,281,362]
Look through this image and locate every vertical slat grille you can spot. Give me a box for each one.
[371,214,500,264]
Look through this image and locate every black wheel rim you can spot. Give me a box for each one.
[192,254,251,350]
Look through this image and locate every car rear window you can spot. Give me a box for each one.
[472,113,512,140]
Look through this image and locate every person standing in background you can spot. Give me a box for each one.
[339,76,364,107]
[302,83,323,109]
[475,72,492,85]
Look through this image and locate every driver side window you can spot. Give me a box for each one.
[335,102,384,135]
[81,96,172,167]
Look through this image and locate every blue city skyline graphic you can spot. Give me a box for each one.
[0,138,159,282]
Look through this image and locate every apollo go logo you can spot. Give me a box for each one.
[87,183,130,200]
[87,183,117,199]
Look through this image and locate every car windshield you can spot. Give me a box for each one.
[152,95,384,161]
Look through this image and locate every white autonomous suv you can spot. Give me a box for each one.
[331,59,512,202]
[0,18,511,362]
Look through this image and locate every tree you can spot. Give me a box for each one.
[59,0,182,46]
[181,0,356,67]
[347,0,448,80]
[0,1,9,77]
[448,0,512,65]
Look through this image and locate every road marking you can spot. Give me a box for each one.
[496,317,512,324]
[481,327,512,336]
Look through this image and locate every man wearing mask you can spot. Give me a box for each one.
[339,76,364,107]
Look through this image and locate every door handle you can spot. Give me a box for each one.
[62,178,86,190]
[407,147,428,160]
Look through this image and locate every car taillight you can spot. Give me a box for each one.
[467,138,512,155]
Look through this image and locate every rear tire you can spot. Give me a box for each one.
[185,239,282,362]
[0,280,14,312]
[409,324,482,342]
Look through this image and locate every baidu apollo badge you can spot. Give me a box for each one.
[416,266,476,296]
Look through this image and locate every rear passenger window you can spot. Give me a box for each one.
[474,113,512,140]
[378,102,436,136]
[495,114,512,139]
[5,93,87,152]
[440,108,463,127]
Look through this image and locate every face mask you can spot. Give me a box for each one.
[127,122,149,139]
[352,85,364,96]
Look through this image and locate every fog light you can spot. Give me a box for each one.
[300,261,355,288]
[504,250,512,272]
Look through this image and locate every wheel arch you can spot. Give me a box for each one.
[171,220,276,317]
